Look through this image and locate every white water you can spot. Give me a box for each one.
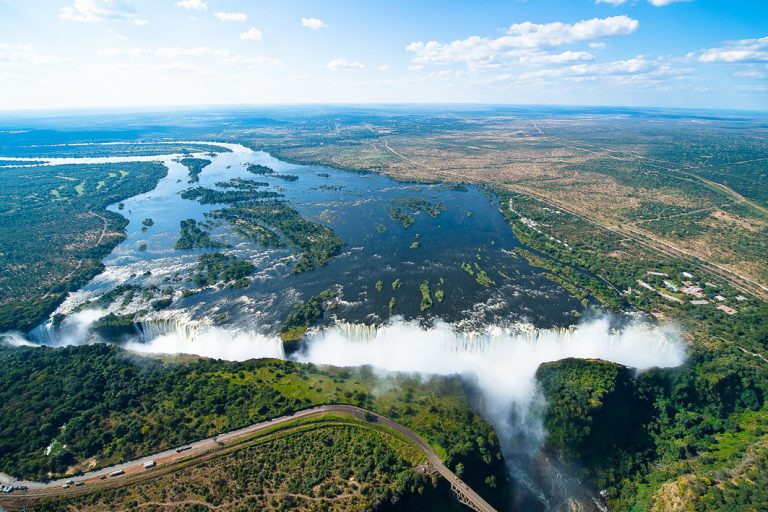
[124,326,285,361]
[298,318,684,446]
[0,139,689,508]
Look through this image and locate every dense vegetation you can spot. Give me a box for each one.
[246,163,275,175]
[178,157,211,183]
[280,290,338,345]
[0,162,167,331]
[0,342,508,506]
[194,252,254,288]
[181,186,283,204]
[34,419,461,512]
[216,177,270,189]
[214,201,343,273]
[534,345,768,508]
[0,143,228,159]
[175,218,228,250]
[536,359,655,487]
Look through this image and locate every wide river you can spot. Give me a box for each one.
[3,140,687,512]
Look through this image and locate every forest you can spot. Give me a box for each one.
[0,161,167,332]
[34,420,460,512]
[0,342,509,507]
[175,218,228,250]
[213,200,343,273]
[280,290,338,345]
[178,157,211,183]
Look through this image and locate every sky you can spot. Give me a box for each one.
[0,0,766,111]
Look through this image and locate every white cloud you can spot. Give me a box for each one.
[99,46,230,59]
[301,17,327,30]
[516,50,594,65]
[596,0,627,5]
[648,0,689,5]
[174,0,207,11]
[327,58,366,70]
[735,70,766,79]
[0,44,67,69]
[98,46,281,69]
[407,16,638,67]
[240,27,263,41]
[214,11,247,22]
[218,55,281,67]
[590,42,607,50]
[59,0,147,25]
[736,84,768,92]
[699,36,768,63]
[504,16,638,47]
[515,55,663,82]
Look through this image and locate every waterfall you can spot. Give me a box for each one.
[125,312,285,362]
[136,313,206,343]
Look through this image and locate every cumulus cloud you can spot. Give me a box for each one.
[699,36,768,63]
[301,17,327,30]
[174,0,207,11]
[516,50,594,65]
[240,27,263,41]
[59,0,147,25]
[214,11,247,22]
[519,55,658,80]
[327,58,366,70]
[407,16,638,67]
[595,0,627,5]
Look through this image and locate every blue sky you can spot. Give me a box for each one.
[0,0,766,110]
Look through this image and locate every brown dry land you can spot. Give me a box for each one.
[245,115,768,299]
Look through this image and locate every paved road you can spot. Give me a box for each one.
[0,405,496,512]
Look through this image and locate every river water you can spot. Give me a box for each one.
[22,141,588,339]
[2,140,687,512]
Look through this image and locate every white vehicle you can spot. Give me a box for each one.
[62,484,70,489]
[143,460,156,469]
[108,470,125,478]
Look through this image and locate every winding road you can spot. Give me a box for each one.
[0,405,497,512]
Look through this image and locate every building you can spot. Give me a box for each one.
[663,280,678,292]
[681,285,704,298]
[716,304,737,315]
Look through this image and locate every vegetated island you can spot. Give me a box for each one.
[178,157,212,183]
